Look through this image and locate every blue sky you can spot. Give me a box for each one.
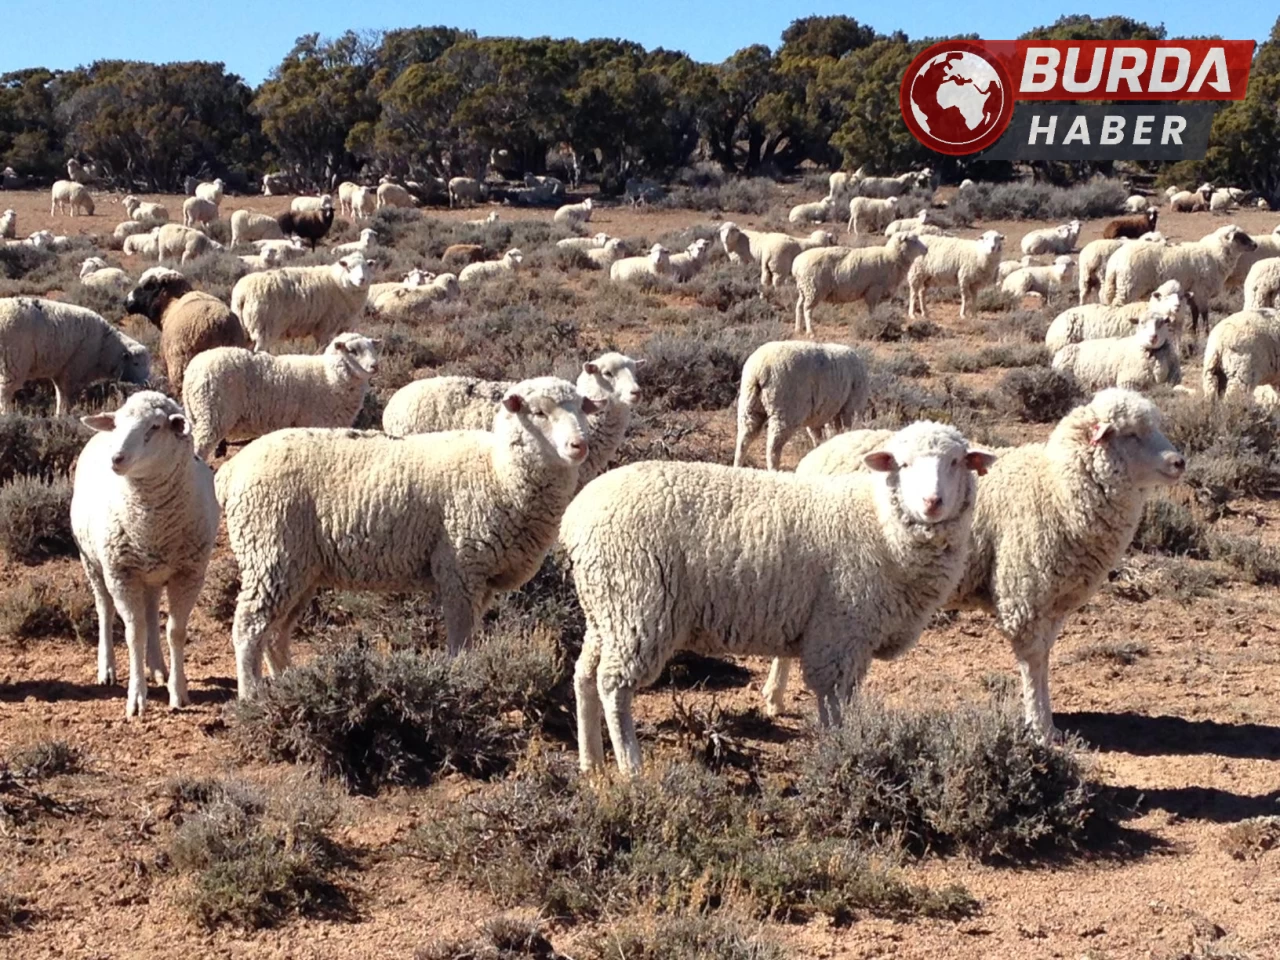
[2,1,1273,85]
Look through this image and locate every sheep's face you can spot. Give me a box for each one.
[500,377,599,466]
[1132,312,1173,351]
[592,232,609,246]
[1226,227,1257,252]
[334,255,371,290]
[580,353,643,407]
[979,231,1004,255]
[403,268,432,287]
[329,334,380,377]
[82,391,188,477]
[865,422,995,526]
[505,249,524,267]
[892,234,929,261]
[1084,393,1185,489]
[80,258,107,278]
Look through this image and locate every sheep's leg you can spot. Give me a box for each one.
[435,560,486,656]
[231,584,290,700]
[762,657,793,716]
[733,412,764,468]
[574,635,606,771]
[765,419,793,471]
[52,381,68,418]
[264,587,314,679]
[1013,617,1064,742]
[144,584,167,685]
[600,682,641,775]
[759,262,771,298]
[110,580,149,717]
[794,295,806,333]
[83,559,117,685]
[163,575,201,709]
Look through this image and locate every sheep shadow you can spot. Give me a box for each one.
[1061,710,1280,760]
[1106,785,1280,825]
[653,652,754,692]
[0,679,121,703]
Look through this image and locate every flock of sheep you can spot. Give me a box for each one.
[3,160,1280,776]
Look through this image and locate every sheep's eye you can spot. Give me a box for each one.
[531,410,547,419]
[602,372,613,379]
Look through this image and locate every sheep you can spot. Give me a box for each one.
[1076,231,1167,303]
[553,198,593,226]
[1046,279,1186,354]
[906,230,1005,319]
[123,195,168,225]
[249,237,307,261]
[585,238,628,270]
[70,391,218,716]
[0,209,14,239]
[1258,199,1273,211]
[884,208,947,237]
[564,420,994,772]
[794,234,929,334]
[182,333,379,461]
[466,211,500,227]
[114,220,149,240]
[66,158,93,185]
[847,196,899,236]
[368,273,460,319]
[332,227,378,257]
[79,257,132,293]
[0,297,150,414]
[1123,195,1150,213]
[610,244,671,283]
[1209,188,1236,212]
[336,181,358,217]
[230,209,285,247]
[239,247,286,272]
[218,376,598,696]
[789,196,834,225]
[261,171,294,196]
[718,222,768,264]
[668,238,713,282]
[772,388,1184,741]
[351,185,378,219]
[1051,311,1181,392]
[124,266,249,394]
[1225,225,1280,290]
[443,243,486,267]
[448,176,484,207]
[1169,187,1209,212]
[194,178,225,206]
[123,230,161,258]
[1102,209,1158,240]
[998,255,1034,282]
[1164,185,1183,199]
[1001,255,1074,297]
[51,180,94,216]
[1202,309,1280,399]
[459,248,524,284]
[825,169,859,203]
[376,182,416,209]
[182,196,218,230]
[156,223,222,263]
[757,230,835,290]
[958,178,976,191]
[732,341,868,470]
[366,267,433,303]
[557,232,610,252]
[849,169,929,199]
[523,172,564,202]
[1021,220,1081,255]
[1102,224,1257,333]
[230,253,372,352]
[290,194,333,213]
[383,353,641,488]
[277,203,335,251]
[1244,258,1280,310]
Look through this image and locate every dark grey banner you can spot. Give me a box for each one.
[984,103,1221,162]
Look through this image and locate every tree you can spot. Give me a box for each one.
[0,69,64,178]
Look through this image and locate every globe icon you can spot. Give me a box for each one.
[908,50,1005,147]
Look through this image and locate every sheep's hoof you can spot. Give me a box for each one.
[97,668,116,686]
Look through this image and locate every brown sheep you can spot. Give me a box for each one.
[1102,209,1159,240]
[277,203,335,251]
[443,243,486,266]
[124,267,248,395]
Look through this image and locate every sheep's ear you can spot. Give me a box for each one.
[583,361,599,375]
[863,450,898,473]
[633,358,647,367]
[168,414,191,437]
[332,339,349,353]
[502,393,524,414]
[966,450,997,476]
[82,413,115,432]
[581,396,605,415]
[1089,422,1114,446]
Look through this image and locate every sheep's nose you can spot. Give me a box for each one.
[1169,454,1186,473]
[567,439,588,460]
[111,452,126,470]
[922,495,942,516]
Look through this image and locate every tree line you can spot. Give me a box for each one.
[1,14,1277,198]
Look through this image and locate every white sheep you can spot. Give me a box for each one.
[351,185,378,219]
[249,237,307,261]
[230,253,372,352]
[906,230,1005,319]
[1244,257,1280,310]
[884,208,947,237]
[0,209,15,239]
[794,234,928,334]
[376,182,415,209]
[585,238,628,270]
[156,223,222,263]
[773,389,1184,741]
[290,194,334,213]
[1045,279,1185,354]
[66,158,93,185]
[230,209,285,247]
[1021,220,1081,256]
[789,196,834,225]
[0,297,150,414]
[1226,225,1280,290]
[1077,233,1174,303]
[553,198,593,226]
[557,232,610,251]
[238,247,283,272]
[847,196,899,235]
[459,248,524,284]
[366,267,434,304]
[610,244,671,283]
[757,229,835,290]
[564,420,994,772]
[1209,188,1236,212]
[123,229,161,258]
[733,340,868,470]
[182,333,380,461]
[123,195,168,225]
[1202,309,1280,399]
[218,377,598,696]
[1051,310,1181,392]
[182,196,218,230]
[70,391,217,716]
[79,257,132,293]
[1123,195,1150,213]
[849,168,930,199]
[668,238,713,282]
[1258,198,1272,211]
[718,221,769,265]
[331,228,378,257]
[194,178,225,206]
[336,181,358,217]
[448,176,484,207]
[1169,187,1209,212]
[114,220,149,240]
[1102,224,1257,332]
[51,180,94,216]
[367,273,461,319]
[997,255,1034,282]
[1001,255,1074,297]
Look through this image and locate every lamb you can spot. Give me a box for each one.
[1226,225,1280,290]
[124,266,249,394]
[79,257,132,293]
[1123,195,1150,213]
[585,238,628,270]
[376,182,416,209]
[1102,224,1256,333]
[123,230,161,258]
[195,178,225,206]
[351,185,378,219]
[114,220,149,240]
[718,221,768,264]
[1169,187,1209,212]
[277,202,335,251]
[884,208,947,237]
[182,332,379,461]
[732,341,868,470]
[331,227,378,257]
[564,420,994,772]
[230,253,371,352]
[1021,220,1081,255]
[156,223,222,263]
[553,198,593,226]
[1102,209,1158,239]
[610,244,671,283]
[0,209,14,239]
[789,196,834,225]
[757,229,835,290]
[794,234,929,334]
[668,238,713,282]
[0,297,150,414]
[443,243,486,267]
[337,181,358,217]
[557,232,610,251]
[51,180,94,216]
[1244,257,1280,310]
[998,255,1033,281]
[770,389,1184,742]
[1001,255,1074,297]
[1202,309,1280,399]
[1209,188,1236,212]
[448,176,484,207]
[218,376,598,697]
[368,273,461,319]
[230,209,285,247]
[70,391,218,716]
[182,196,218,230]
[1045,279,1186,354]
[123,195,168,225]
[847,196,899,236]
[459,248,524,284]
[1051,310,1181,392]
[906,230,1005,319]
[290,194,333,213]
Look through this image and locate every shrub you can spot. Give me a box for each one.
[583,915,788,960]
[0,886,32,936]
[641,322,773,411]
[6,739,84,779]
[0,414,89,483]
[1068,640,1150,666]
[878,348,930,379]
[1159,394,1280,503]
[667,177,778,214]
[0,244,55,280]
[1208,533,1280,586]
[850,304,903,341]
[1132,499,1207,557]
[0,580,95,642]
[0,477,76,563]
[936,343,1049,373]
[992,367,1082,423]
[416,916,566,960]
[949,179,1127,222]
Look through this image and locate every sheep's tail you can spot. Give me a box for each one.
[1100,266,1117,305]
[1202,337,1227,400]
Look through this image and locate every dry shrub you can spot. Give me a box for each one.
[992,367,1083,423]
[0,477,76,563]
[0,414,89,483]
[0,580,95,642]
